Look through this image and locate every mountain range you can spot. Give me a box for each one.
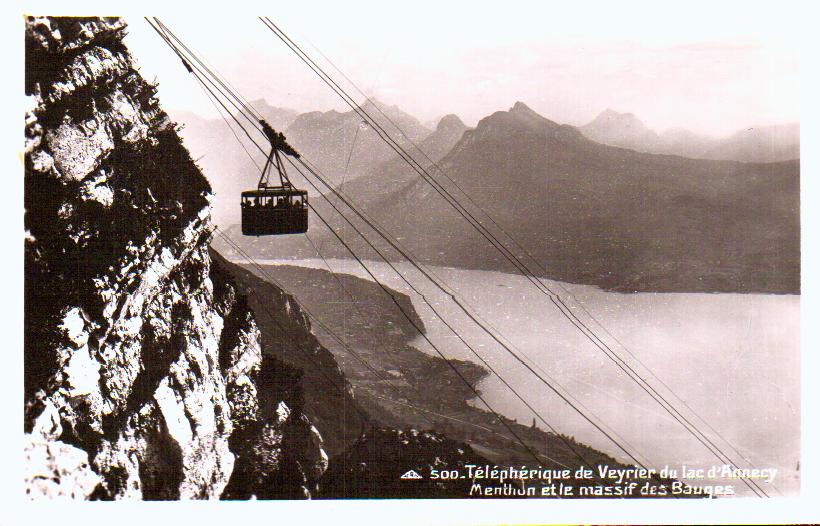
[285,98,431,183]
[580,108,799,162]
[171,98,435,225]
[214,101,799,294]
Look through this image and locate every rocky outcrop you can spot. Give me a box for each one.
[212,251,370,457]
[24,16,327,500]
[24,435,101,499]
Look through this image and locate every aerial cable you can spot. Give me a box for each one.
[338,122,360,198]
[288,154,763,495]
[219,227,553,469]
[216,230,446,431]
[150,19,261,131]
[190,67,263,173]
[258,18,768,495]
[147,18,554,465]
[146,18,267,153]
[153,18,264,128]
[300,199,563,468]
[147,18,752,494]
[152,16,302,200]
[326,121,364,248]
[283,155,655,478]
[295,152,768,496]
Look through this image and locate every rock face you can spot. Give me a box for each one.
[24,435,102,499]
[24,16,327,500]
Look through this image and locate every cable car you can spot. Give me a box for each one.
[241,120,308,236]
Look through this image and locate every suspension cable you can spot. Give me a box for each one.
[257,16,768,497]
[287,155,657,477]
[146,17,757,494]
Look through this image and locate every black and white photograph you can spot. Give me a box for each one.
[7,1,820,524]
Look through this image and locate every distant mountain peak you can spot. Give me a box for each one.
[508,102,565,131]
[579,107,659,150]
[248,98,296,112]
[469,102,565,137]
[591,108,644,127]
[436,114,467,133]
[602,107,632,116]
[360,97,398,113]
[510,101,539,116]
[360,96,382,107]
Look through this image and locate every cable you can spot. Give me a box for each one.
[258,17,768,497]
[191,68,263,173]
[217,229,372,427]
[148,19,726,494]
[221,227,577,471]
[285,155,647,477]
[200,90,621,471]
[148,21,442,436]
[146,19,268,160]
[148,19,452,442]
[327,122,362,252]
[293,155,665,469]
[154,19,264,131]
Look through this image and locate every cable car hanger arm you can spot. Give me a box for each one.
[258,119,300,190]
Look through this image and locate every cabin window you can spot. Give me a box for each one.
[241,192,308,208]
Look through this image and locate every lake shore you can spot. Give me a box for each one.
[234,257,800,496]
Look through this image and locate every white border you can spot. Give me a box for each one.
[2,1,817,524]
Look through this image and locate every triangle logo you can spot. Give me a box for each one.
[400,469,423,480]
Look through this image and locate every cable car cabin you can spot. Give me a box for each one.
[241,187,308,236]
[239,119,308,236]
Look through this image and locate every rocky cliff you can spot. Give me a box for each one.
[24,16,328,500]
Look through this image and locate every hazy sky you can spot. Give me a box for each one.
[123,2,799,137]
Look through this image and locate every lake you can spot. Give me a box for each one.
[239,257,800,497]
